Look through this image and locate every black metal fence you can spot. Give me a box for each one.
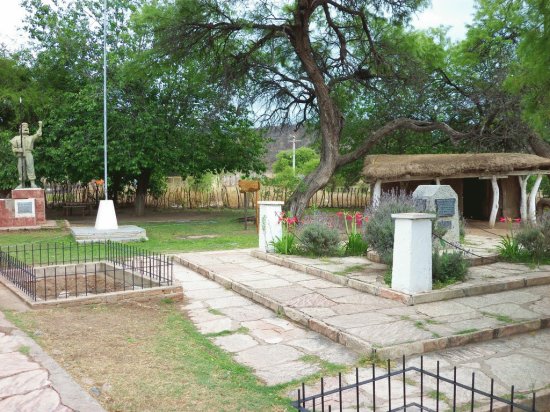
[0,241,173,302]
[294,355,538,412]
[0,251,36,300]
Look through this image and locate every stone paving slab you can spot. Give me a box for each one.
[174,250,550,359]
[174,263,359,386]
[0,310,105,412]
[173,257,550,410]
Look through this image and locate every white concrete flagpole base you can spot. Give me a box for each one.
[95,199,118,230]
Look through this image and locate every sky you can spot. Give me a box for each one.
[0,0,477,50]
[412,0,477,41]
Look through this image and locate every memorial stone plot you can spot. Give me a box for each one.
[413,185,459,244]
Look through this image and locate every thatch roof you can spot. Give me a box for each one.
[362,153,550,181]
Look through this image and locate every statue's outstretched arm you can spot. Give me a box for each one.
[33,121,43,142]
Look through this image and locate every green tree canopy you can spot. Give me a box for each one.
[156,0,479,216]
[15,0,266,213]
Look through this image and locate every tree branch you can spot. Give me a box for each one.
[336,118,469,166]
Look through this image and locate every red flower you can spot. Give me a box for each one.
[346,215,353,221]
[288,217,298,225]
[499,217,506,222]
[514,218,521,223]
[336,211,344,217]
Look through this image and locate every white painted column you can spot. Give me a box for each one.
[391,213,435,294]
[528,174,543,224]
[372,180,382,207]
[258,201,284,252]
[518,175,529,222]
[435,178,441,185]
[489,176,500,229]
[95,199,118,230]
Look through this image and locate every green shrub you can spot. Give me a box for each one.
[345,232,369,256]
[364,191,416,264]
[497,234,524,260]
[515,226,546,261]
[299,223,341,256]
[272,233,298,255]
[432,251,469,286]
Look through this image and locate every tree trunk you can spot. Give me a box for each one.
[135,169,151,217]
[287,160,337,217]
[528,133,550,157]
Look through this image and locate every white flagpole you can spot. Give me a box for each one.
[103,0,108,200]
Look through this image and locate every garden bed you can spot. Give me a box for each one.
[252,250,550,305]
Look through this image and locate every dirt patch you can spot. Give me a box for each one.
[9,301,290,411]
[35,274,128,300]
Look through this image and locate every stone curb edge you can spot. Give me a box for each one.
[172,254,550,360]
[0,275,182,309]
[251,250,550,306]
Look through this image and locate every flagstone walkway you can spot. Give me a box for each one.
[172,255,550,408]
[0,299,105,412]
[174,250,550,359]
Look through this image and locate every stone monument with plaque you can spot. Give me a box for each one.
[0,120,47,228]
[412,185,459,244]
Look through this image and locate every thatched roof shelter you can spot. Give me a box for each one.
[362,153,550,181]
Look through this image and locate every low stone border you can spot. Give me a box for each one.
[251,250,548,306]
[0,276,182,309]
[173,254,550,360]
[0,220,61,231]
[366,250,498,267]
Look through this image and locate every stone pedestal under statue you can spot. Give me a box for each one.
[0,188,47,228]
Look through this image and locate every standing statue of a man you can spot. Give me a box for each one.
[11,121,43,189]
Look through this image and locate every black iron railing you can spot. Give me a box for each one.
[0,251,36,300]
[0,241,173,302]
[294,355,538,412]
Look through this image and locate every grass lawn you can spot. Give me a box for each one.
[5,300,292,411]
[135,210,258,252]
[0,209,258,254]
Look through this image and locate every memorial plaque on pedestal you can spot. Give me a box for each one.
[435,198,456,217]
[15,199,35,217]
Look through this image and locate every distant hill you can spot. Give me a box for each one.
[262,125,315,168]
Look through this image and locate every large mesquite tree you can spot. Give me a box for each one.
[157,0,469,216]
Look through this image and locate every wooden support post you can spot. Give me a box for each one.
[529,175,543,224]
[372,180,382,207]
[518,175,530,222]
[489,176,499,229]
